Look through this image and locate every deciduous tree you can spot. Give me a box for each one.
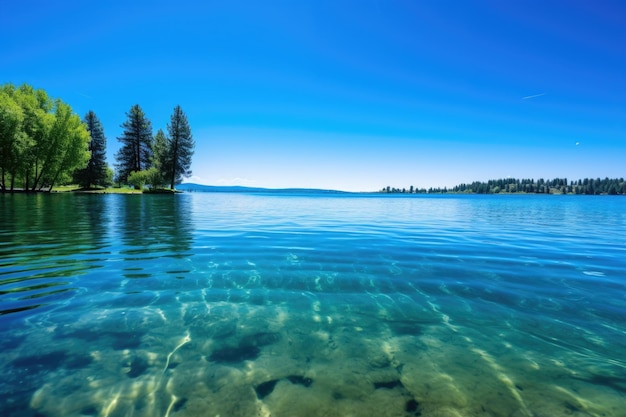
[0,88,24,190]
[0,83,90,191]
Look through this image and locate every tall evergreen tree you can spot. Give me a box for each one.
[166,105,194,189]
[151,128,169,188]
[76,111,108,187]
[115,104,153,183]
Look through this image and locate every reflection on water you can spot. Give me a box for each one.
[0,194,103,316]
[113,195,194,279]
[1,193,625,416]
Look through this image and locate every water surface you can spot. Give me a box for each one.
[1,192,625,416]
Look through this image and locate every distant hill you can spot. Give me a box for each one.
[177,183,352,195]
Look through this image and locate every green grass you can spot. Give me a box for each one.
[53,184,142,194]
[53,184,183,194]
[53,184,82,192]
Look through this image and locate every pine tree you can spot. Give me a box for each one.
[76,110,108,187]
[166,105,194,189]
[115,104,153,183]
[151,128,169,188]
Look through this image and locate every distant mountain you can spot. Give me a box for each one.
[177,183,352,194]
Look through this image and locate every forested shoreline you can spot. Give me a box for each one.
[2,84,623,196]
[1,83,194,193]
[381,177,626,195]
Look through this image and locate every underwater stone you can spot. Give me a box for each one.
[373,380,403,390]
[55,327,145,350]
[127,356,149,378]
[64,354,93,369]
[11,351,68,371]
[110,332,143,350]
[208,331,279,363]
[240,331,280,347]
[255,379,278,399]
[388,320,422,336]
[173,397,188,412]
[287,375,313,387]
[209,345,260,363]
[369,352,392,368]
[332,391,344,400]
[80,405,98,416]
[405,399,420,414]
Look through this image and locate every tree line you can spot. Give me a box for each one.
[1,83,194,192]
[381,177,626,195]
[114,103,194,191]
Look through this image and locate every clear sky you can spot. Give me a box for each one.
[1,0,624,191]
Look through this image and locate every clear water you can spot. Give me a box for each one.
[1,192,625,417]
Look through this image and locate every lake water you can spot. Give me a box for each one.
[1,192,625,417]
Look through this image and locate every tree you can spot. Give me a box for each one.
[3,83,53,190]
[75,111,108,188]
[151,128,169,188]
[165,105,194,189]
[0,83,90,191]
[115,104,153,184]
[105,165,114,187]
[145,167,163,190]
[127,167,163,191]
[127,170,148,190]
[0,88,25,191]
[40,101,91,190]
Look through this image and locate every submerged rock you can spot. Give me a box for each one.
[255,379,279,399]
[209,344,260,363]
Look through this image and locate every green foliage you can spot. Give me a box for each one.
[0,83,90,191]
[1,87,198,192]
[105,166,114,187]
[166,105,194,189]
[115,104,153,184]
[0,89,25,190]
[127,167,165,191]
[75,111,108,188]
[152,128,170,187]
[145,167,165,190]
[382,177,626,195]
[127,170,148,190]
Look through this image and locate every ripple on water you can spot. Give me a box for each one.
[1,193,626,417]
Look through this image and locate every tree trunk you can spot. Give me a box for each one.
[170,147,178,190]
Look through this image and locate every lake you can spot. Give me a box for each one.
[1,192,625,417]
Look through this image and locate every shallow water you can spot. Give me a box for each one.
[1,192,625,417]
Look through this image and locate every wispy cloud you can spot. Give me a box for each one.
[522,92,546,100]
[216,177,257,186]
[183,175,205,184]
[77,92,92,99]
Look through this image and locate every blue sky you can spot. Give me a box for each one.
[2,0,624,191]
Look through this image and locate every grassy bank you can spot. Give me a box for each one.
[53,185,144,194]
